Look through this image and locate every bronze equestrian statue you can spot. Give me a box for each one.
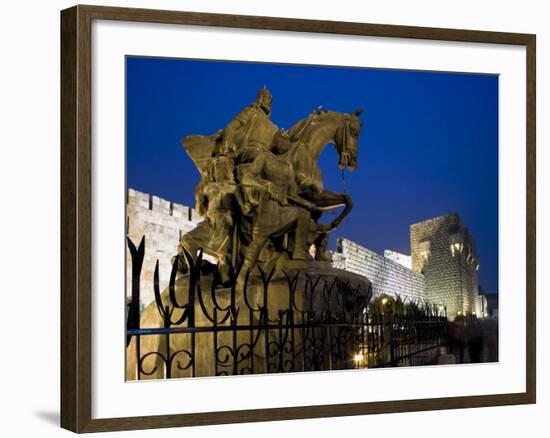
[179,87,363,275]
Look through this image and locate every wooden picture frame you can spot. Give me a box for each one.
[60,4,536,433]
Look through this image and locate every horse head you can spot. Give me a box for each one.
[288,108,363,172]
[284,108,363,196]
[334,108,363,171]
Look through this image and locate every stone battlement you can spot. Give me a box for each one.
[127,188,202,224]
[126,189,203,306]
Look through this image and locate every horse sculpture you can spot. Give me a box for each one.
[286,108,362,239]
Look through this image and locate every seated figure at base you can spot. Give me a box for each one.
[177,156,246,282]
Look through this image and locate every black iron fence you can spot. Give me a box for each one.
[126,237,449,380]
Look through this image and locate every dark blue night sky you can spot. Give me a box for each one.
[126,56,499,293]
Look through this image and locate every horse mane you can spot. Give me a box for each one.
[287,109,341,142]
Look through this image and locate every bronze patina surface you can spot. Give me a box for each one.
[179,87,363,277]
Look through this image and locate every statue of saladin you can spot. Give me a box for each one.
[179,87,363,281]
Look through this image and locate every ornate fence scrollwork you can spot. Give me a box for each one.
[126,237,449,380]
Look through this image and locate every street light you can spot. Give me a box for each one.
[353,353,365,368]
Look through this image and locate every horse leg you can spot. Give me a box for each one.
[310,190,353,231]
[313,232,331,261]
[243,206,309,271]
[304,190,353,261]
[291,208,310,260]
[242,229,270,273]
[331,192,353,229]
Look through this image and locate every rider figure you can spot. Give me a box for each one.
[220,86,279,163]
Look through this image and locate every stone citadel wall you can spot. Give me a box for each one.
[332,238,426,303]
[126,189,203,306]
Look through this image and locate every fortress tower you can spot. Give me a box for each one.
[410,213,480,319]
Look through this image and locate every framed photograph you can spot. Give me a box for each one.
[60,4,536,433]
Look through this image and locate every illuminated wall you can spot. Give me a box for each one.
[410,213,481,319]
[332,238,426,303]
[384,250,412,269]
